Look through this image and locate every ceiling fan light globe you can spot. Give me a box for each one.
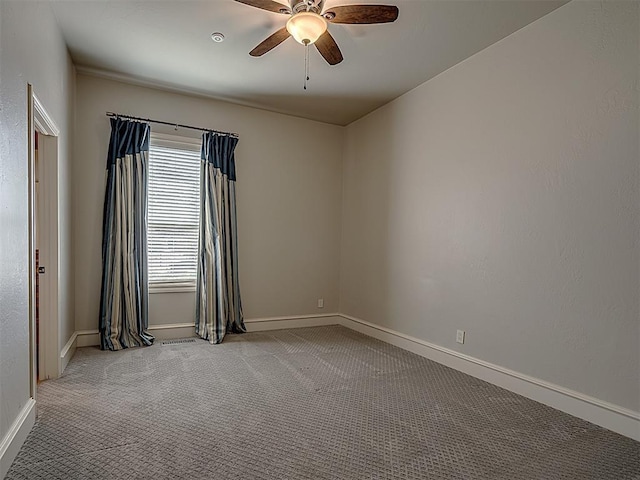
[286,12,327,45]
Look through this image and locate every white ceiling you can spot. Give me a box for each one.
[50,0,567,125]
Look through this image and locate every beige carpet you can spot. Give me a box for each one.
[5,325,640,479]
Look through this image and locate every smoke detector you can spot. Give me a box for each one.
[211,32,225,43]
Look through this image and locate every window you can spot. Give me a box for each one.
[148,134,201,292]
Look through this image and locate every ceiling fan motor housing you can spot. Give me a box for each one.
[291,0,324,14]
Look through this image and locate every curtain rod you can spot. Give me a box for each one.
[105,112,238,138]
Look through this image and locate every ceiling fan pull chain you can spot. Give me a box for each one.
[304,42,310,90]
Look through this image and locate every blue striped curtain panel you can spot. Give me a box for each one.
[195,132,245,344]
[99,118,154,350]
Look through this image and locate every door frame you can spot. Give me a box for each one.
[28,85,60,393]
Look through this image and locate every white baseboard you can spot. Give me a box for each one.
[76,329,99,348]
[60,332,77,374]
[148,323,196,340]
[75,313,340,346]
[245,313,340,332]
[337,314,640,441]
[0,397,36,478]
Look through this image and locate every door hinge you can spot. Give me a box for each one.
[38,266,45,274]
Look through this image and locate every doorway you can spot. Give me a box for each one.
[28,85,60,393]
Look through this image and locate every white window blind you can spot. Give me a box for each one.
[148,135,201,289]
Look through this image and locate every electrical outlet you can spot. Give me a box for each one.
[456,330,465,344]
[317,298,324,308]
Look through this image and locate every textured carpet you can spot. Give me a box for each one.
[5,325,640,479]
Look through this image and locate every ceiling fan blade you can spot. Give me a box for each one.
[323,5,399,24]
[234,0,291,14]
[314,31,343,66]
[250,27,291,56]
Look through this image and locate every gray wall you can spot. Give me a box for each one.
[340,0,639,412]
[73,74,344,332]
[0,0,75,448]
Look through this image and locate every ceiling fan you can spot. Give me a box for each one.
[235,0,399,66]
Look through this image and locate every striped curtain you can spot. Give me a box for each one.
[99,118,154,350]
[195,132,245,344]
